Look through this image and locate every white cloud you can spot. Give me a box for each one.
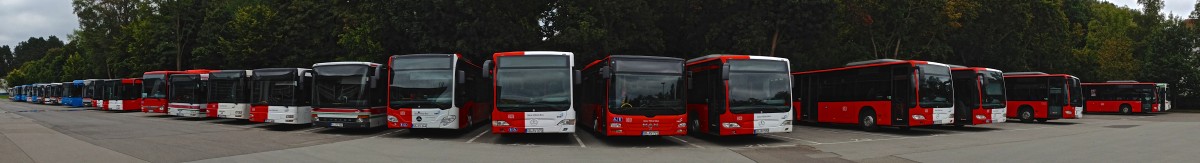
[1104,0,1196,18]
[0,0,78,49]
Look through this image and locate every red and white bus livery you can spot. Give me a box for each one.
[386,54,491,130]
[578,55,687,136]
[311,62,388,128]
[794,59,954,131]
[168,71,214,117]
[1081,81,1160,114]
[250,68,313,124]
[950,66,1007,126]
[107,78,143,111]
[1003,72,1083,122]
[687,55,793,135]
[485,51,579,134]
[143,71,186,113]
[209,70,254,119]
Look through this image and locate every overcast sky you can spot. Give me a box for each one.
[0,0,1196,51]
[0,0,77,49]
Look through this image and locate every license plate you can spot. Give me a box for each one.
[218,115,227,118]
[414,124,428,128]
[331,123,344,127]
[642,131,659,136]
[754,129,768,134]
[526,128,543,133]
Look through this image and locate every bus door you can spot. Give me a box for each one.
[1046,78,1065,118]
[890,66,911,126]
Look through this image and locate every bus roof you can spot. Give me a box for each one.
[792,59,930,75]
[312,61,380,67]
[951,67,1003,73]
[686,54,788,66]
[584,55,684,70]
[493,51,573,57]
[1081,82,1158,85]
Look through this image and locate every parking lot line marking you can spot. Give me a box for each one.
[466,129,489,143]
[794,125,905,138]
[764,134,821,145]
[370,129,405,139]
[667,136,706,148]
[572,133,587,148]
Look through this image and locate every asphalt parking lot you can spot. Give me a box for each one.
[2,100,1198,163]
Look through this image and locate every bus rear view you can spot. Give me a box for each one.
[486,51,578,134]
[688,55,793,135]
[579,55,687,136]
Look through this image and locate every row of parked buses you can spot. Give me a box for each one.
[5,52,1171,135]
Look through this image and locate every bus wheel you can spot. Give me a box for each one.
[860,112,879,132]
[1120,105,1132,115]
[1019,108,1034,123]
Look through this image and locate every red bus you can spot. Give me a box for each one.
[311,62,389,128]
[793,59,954,131]
[143,71,185,113]
[104,78,143,111]
[484,51,578,134]
[687,55,792,135]
[386,54,491,130]
[949,67,1008,126]
[1081,81,1160,114]
[1002,72,1083,122]
[578,55,687,136]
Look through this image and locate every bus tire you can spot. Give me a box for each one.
[1120,104,1132,115]
[1019,107,1035,123]
[860,110,879,132]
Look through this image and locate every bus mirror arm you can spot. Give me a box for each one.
[721,65,730,80]
[457,70,466,84]
[574,70,582,85]
[482,60,493,78]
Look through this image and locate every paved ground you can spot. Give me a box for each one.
[2,100,1198,163]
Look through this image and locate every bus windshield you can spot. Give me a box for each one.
[208,73,246,103]
[169,76,202,103]
[981,71,1007,108]
[727,60,791,114]
[313,65,370,108]
[390,57,453,109]
[252,80,299,106]
[918,64,954,108]
[143,75,167,98]
[611,74,685,115]
[495,56,571,112]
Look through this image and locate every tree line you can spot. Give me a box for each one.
[3,0,1200,108]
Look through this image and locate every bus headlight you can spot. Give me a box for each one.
[722,123,741,128]
[782,120,792,125]
[1065,111,1073,114]
[610,123,621,128]
[911,115,926,120]
[493,121,510,126]
[557,119,576,125]
[387,115,398,122]
[678,123,687,128]
[975,115,986,120]
[441,115,456,124]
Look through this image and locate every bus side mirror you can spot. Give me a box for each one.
[687,71,693,89]
[600,66,611,79]
[370,67,380,88]
[574,70,582,85]
[721,65,730,80]
[482,60,493,78]
[457,70,466,84]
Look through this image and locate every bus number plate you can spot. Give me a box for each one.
[754,129,768,134]
[526,128,543,133]
[331,123,343,127]
[414,124,427,128]
[642,131,659,136]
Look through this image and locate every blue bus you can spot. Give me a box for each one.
[62,80,86,107]
[11,85,26,101]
